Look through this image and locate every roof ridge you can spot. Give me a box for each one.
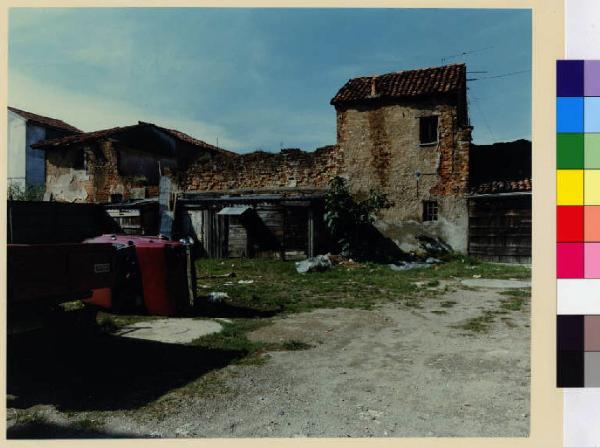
[8,106,83,133]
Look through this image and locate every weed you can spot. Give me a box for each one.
[71,418,102,431]
[281,340,313,351]
[452,311,497,333]
[440,301,457,308]
[500,289,530,298]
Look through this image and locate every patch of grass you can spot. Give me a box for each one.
[440,300,457,308]
[500,288,530,298]
[59,300,85,312]
[452,311,497,333]
[96,312,162,333]
[500,296,527,311]
[188,318,272,367]
[71,418,102,431]
[195,257,530,315]
[280,340,313,351]
[15,411,43,425]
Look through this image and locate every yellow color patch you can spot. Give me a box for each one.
[557,169,584,205]
[585,170,600,205]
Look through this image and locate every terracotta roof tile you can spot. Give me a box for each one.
[8,106,82,133]
[32,121,236,156]
[330,64,466,106]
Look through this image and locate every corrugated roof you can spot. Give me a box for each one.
[217,206,252,216]
[8,106,82,133]
[32,121,235,156]
[330,63,466,106]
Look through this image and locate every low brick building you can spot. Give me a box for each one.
[33,121,233,203]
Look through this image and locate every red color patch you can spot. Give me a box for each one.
[558,205,585,242]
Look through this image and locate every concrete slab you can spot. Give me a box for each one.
[115,318,222,345]
[460,278,531,289]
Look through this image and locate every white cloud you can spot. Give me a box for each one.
[8,70,243,150]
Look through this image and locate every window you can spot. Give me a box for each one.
[423,200,438,222]
[419,116,438,145]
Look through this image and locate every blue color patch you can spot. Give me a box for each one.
[557,97,584,133]
[585,97,600,132]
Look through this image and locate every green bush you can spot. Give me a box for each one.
[323,176,392,259]
[8,183,45,201]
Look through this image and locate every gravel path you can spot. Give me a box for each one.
[7,283,530,438]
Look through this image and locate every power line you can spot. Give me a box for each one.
[441,46,494,64]
[468,69,531,81]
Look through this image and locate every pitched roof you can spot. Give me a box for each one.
[330,63,466,106]
[32,121,236,156]
[8,106,82,133]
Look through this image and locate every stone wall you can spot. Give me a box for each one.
[179,144,343,192]
[335,96,471,252]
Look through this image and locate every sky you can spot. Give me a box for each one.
[8,8,531,153]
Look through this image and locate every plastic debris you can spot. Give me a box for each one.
[389,262,433,271]
[295,254,333,273]
[207,291,229,303]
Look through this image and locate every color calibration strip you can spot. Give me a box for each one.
[557,60,600,387]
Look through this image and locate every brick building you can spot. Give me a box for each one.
[33,121,233,203]
[29,63,531,259]
[330,63,472,252]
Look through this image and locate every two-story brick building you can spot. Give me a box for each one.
[330,63,472,252]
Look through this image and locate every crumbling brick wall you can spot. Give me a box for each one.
[335,96,471,252]
[179,144,344,191]
[45,140,169,203]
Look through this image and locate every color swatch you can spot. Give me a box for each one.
[557,60,600,388]
[557,61,600,280]
[557,315,600,387]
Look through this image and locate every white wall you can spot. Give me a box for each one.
[7,110,27,189]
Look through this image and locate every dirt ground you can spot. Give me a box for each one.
[7,276,530,438]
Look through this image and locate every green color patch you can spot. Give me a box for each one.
[557,133,584,169]
[586,134,600,169]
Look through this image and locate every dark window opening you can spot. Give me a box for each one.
[423,200,439,222]
[419,116,438,145]
[110,193,123,203]
[72,150,85,170]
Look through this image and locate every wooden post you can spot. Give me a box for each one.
[307,207,315,258]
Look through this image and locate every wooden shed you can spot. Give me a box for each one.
[468,190,531,264]
[175,189,331,259]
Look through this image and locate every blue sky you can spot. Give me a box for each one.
[9,8,531,153]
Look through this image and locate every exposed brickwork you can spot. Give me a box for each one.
[334,91,471,251]
[45,140,165,203]
[179,145,344,192]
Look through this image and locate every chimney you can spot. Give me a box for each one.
[370,76,378,97]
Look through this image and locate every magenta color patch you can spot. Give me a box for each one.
[558,243,585,278]
[585,60,600,96]
[585,243,600,278]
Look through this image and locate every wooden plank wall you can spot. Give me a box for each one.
[468,195,532,264]
[180,202,326,259]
